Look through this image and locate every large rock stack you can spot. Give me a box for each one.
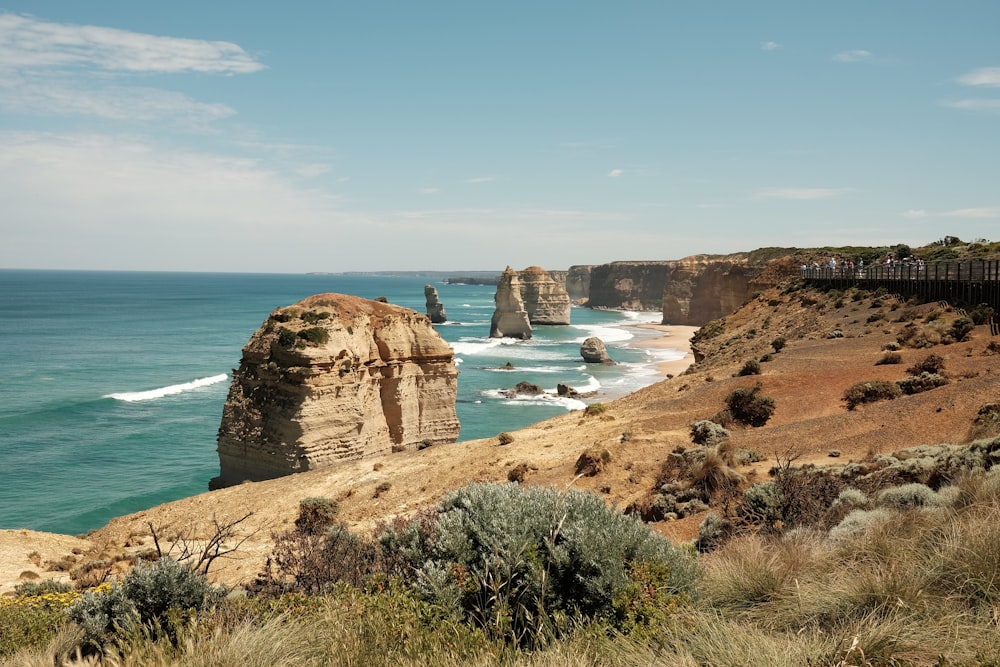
[213,293,459,488]
[489,267,533,339]
[424,284,447,323]
[518,266,571,325]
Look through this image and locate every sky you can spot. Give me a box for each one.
[1,1,998,273]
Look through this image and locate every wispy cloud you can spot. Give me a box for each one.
[0,13,263,126]
[957,67,1000,87]
[607,168,623,178]
[833,49,872,63]
[464,176,496,183]
[417,187,439,195]
[756,187,853,200]
[901,207,999,219]
[761,41,782,51]
[0,13,264,74]
[940,98,1000,112]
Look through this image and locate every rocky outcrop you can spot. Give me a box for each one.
[580,337,613,364]
[424,285,447,323]
[213,293,459,488]
[489,267,532,339]
[661,255,762,326]
[518,266,571,325]
[565,265,593,303]
[587,262,672,311]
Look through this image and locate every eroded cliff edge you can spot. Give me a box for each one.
[213,293,459,488]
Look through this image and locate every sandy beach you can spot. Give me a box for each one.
[630,323,699,377]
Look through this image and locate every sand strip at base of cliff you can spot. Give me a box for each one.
[628,323,699,377]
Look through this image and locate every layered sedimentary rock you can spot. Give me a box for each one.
[213,293,459,488]
[580,337,613,364]
[424,285,447,323]
[661,255,762,326]
[518,266,571,325]
[489,268,532,339]
[586,262,672,311]
[565,265,593,303]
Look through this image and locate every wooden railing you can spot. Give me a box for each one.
[801,260,1000,313]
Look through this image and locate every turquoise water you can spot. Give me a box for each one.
[0,270,681,535]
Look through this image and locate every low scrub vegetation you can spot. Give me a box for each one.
[842,380,902,410]
[717,383,775,427]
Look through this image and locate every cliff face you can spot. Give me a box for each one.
[565,265,592,303]
[586,261,672,310]
[518,266,571,325]
[661,255,762,326]
[489,267,532,339]
[214,293,459,487]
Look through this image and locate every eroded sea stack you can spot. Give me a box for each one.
[424,284,447,323]
[489,267,533,339]
[213,293,459,488]
[518,266,571,325]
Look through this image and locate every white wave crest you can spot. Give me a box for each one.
[450,337,520,355]
[105,374,228,402]
[480,388,586,411]
[620,310,662,323]
[572,323,634,343]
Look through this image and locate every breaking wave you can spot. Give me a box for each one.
[105,374,228,403]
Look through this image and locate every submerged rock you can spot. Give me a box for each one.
[213,293,459,488]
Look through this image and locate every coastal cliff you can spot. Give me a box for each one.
[565,265,593,303]
[213,293,459,487]
[489,267,532,339]
[661,255,762,326]
[518,266,571,325]
[586,261,672,310]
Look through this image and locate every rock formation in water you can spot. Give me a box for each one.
[580,336,613,364]
[489,267,533,339]
[213,293,459,488]
[424,284,447,323]
[586,261,672,311]
[661,255,762,326]
[518,266,571,325]
[565,265,593,303]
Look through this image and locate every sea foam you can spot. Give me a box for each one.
[105,374,228,402]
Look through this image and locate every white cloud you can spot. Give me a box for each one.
[417,187,439,195]
[902,209,928,219]
[941,207,1000,218]
[761,41,782,51]
[608,168,623,178]
[957,67,1000,87]
[833,49,872,63]
[464,176,496,183]
[756,187,852,200]
[0,13,264,74]
[940,98,1000,112]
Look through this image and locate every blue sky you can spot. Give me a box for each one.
[1,2,998,273]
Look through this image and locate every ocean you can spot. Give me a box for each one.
[0,270,684,536]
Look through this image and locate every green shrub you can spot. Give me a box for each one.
[378,482,700,645]
[759,353,773,363]
[295,497,340,534]
[690,420,730,446]
[740,482,783,525]
[906,353,944,375]
[948,316,975,342]
[277,327,297,347]
[696,512,732,552]
[896,372,949,395]
[874,352,902,365]
[68,558,222,650]
[969,303,996,325]
[723,384,775,427]
[842,380,902,410]
[876,483,943,508]
[770,337,787,353]
[736,359,761,377]
[297,327,330,345]
[0,596,72,656]
[584,402,607,417]
[300,310,330,324]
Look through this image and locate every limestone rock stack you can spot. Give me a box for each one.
[213,293,459,488]
[489,267,532,339]
[424,284,447,323]
[518,266,571,325]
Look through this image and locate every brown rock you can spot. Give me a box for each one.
[213,293,459,488]
[580,336,613,364]
[518,266,571,325]
[424,284,447,324]
[489,267,532,339]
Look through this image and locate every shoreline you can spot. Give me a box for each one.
[628,323,699,378]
